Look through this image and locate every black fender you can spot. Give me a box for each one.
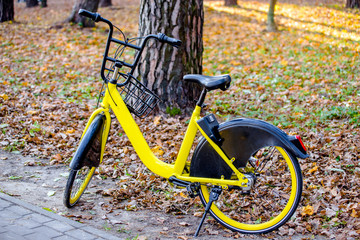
[69,114,107,170]
[190,118,308,179]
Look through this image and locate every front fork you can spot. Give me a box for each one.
[69,108,111,170]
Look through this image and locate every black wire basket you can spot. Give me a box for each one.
[102,26,160,119]
[117,74,160,119]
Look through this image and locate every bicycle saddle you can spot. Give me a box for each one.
[183,74,231,91]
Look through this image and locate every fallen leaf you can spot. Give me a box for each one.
[351,209,360,218]
[153,115,162,125]
[0,94,9,100]
[194,212,203,218]
[47,191,56,197]
[179,222,190,226]
[151,145,164,156]
[206,228,219,235]
[137,236,148,240]
[177,236,189,240]
[66,129,75,134]
[324,208,336,218]
[308,163,318,174]
[301,205,314,216]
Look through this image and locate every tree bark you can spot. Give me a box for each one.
[40,0,47,8]
[267,0,278,32]
[0,0,14,22]
[136,0,204,114]
[224,0,237,6]
[99,0,111,7]
[67,0,100,27]
[26,0,38,7]
[346,0,360,8]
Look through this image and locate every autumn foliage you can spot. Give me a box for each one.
[0,0,360,238]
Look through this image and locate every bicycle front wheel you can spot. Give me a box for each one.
[63,113,109,208]
[64,167,96,208]
[199,146,302,234]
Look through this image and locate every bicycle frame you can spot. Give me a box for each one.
[66,10,309,236]
[68,12,248,188]
[87,81,249,188]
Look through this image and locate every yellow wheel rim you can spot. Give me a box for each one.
[200,147,298,231]
[69,167,96,205]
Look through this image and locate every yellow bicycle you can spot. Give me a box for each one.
[64,9,309,236]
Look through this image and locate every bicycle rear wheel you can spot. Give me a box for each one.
[64,167,96,208]
[199,146,302,234]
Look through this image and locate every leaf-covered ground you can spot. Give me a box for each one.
[0,0,359,238]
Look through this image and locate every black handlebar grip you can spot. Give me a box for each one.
[78,9,101,22]
[157,33,182,48]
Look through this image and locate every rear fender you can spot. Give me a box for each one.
[69,113,110,170]
[190,118,308,179]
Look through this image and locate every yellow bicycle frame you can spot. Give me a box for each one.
[93,81,248,188]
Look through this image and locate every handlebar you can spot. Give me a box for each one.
[78,9,102,22]
[157,33,182,48]
[78,9,182,48]
[77,9,182,82]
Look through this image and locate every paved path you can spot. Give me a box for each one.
[0,192,120,240]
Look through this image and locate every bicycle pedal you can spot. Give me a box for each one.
[186,183,200,198]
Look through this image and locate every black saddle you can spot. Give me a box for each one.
[183,74,231,91]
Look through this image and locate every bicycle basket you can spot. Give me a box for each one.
[100,25,160,118]
[117,74,160,119]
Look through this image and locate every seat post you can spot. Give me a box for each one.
[196,88,207,107]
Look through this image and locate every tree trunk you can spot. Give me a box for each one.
[26,0,38,7]
[136,0,204,114]
[224,0,237,6]
[40,0,47,8]
[267,0,278,32]
[0,0,14,22]
[99,0,111,7]
[346,0,360,8]
[68,0,100,27]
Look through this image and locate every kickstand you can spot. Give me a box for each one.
[194,187,222,237]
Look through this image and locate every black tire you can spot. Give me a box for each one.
[63,114,108,208]
[64,167,96,208]
[199,146,303,234]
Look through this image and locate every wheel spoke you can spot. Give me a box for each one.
[64,166,96,207]
[199,146,302,234]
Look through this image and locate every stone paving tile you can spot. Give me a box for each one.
[0,192,120,240]
[15,217,43,229]
[0,227,7,234]
[30,226,62,238]
[4,224,34,236]
[53,235,80,240]
[0,218,9,227]
[81,226,120,240]
[0,231,24,240]
[44,220,75,232]
[65,228,97,240]
[0,198,11,209]
[24,232,58,240]
[0,209,22,220]
[7,204,32,216]
[26,212,53,224]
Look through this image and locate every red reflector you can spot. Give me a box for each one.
[295,135,307,152]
